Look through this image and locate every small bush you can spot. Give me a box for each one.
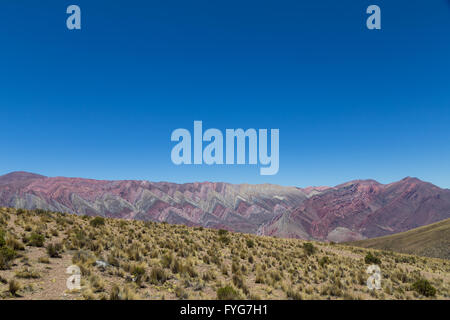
[319,256,331,268]
[269,270,282,282]
[217,285,240,300]
[365,252,381,265]
[218,229,228,236]
[392,270,409,283]
[9,279,21,296]
[109,284,139,300]
[303,243,316,255]
[38,256,50,264]
[161,253,174,269]
[184,263,198,278]
[72,250,95,265]
[395,255,416,264]
[131,264,146,284]
[171,258,184,274]
[15,268,40,279]
[0,229,6,247]
[27,233,45,247]
[255,270,265,284]
[89,275,105,293]
[232,273,245,289]
[107,254,120,267]
[149,267,167,284]
[246,239,255,248]
[0,246,17,270]
[47,243,63,258]
[202,270,216,282]
[90,217,105,227]
[412,278,436,297]
[109,285,121,300]
[286,287,303,300]
[219,236,231,245]
[320,284,343,297]
[175,286,189,299]
[6,237,25,251]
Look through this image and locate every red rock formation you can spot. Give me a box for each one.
[0,172,449,242]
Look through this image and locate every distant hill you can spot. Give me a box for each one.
[350,218,450,260]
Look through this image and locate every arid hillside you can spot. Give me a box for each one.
[351,218,450,260]
[0,207,449,300]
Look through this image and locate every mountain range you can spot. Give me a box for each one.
[0,171,449,242]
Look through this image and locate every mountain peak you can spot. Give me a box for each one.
[336,179,381,188]
[401,176,421,183]
[0,171,46,185]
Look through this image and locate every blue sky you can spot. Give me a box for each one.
[0,1,449,188]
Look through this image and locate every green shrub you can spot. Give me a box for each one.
[90,216,105,227]
[0,229,6,247]
[412,278,436,297]
[217,285,240,300]
[27,232,45,247]
[365,252,381,265]
[219,236,231,245]
[319,256,331,268]
[246,239,255,248]
[0,246,17,270]
[218,229,228,236]
[303,243,316,255]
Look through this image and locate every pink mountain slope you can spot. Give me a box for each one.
[0,172,449,242]
[258,178,450,241]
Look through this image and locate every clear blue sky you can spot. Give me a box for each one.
[1,1,449,188]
